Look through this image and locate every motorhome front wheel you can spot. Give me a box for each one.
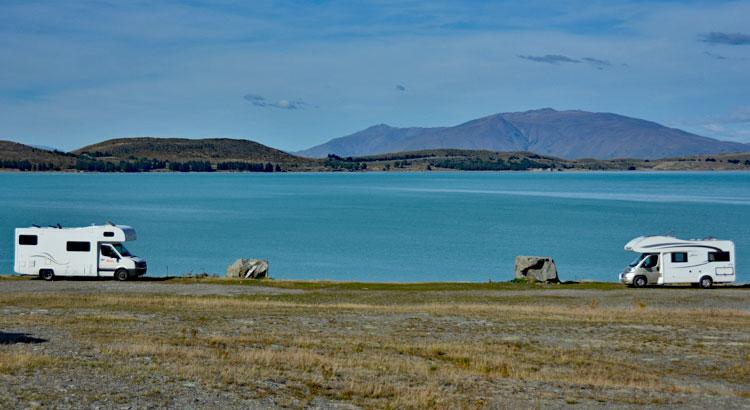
[115,269,129,281]
[633,276,647,288]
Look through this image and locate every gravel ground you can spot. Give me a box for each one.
[0,279,748,409]
[0,278,303,296]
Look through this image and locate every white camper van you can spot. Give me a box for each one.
[14,224,147,281]
[620,236,735,288]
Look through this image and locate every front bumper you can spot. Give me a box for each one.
[132,262,147,277]
[619,272,634,285]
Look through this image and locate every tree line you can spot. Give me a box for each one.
[429,157,551,171]
[216,162,280,172]
[0,160,59,171]
[1,157,285,172]
[324,154,367,171]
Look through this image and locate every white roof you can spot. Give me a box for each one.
[624,236,733,253]
[17,224,137,241]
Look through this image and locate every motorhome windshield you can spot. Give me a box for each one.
[629,253,654,267]
[112,243,132,257]
[628,255,644,267]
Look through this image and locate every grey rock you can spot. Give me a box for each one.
[225,259,269,279]
[514,256,559,283]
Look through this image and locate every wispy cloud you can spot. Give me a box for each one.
[725,106,750,123]
[243,94,307,110]
[699,32,750,45]
[395,84,406,91]
[519,54,615,69]
[691,107,750,143]
[702,51,727,60]
[517,54,580,64]
[581,57,612,69]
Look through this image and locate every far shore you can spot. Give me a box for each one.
[2,168,750,174]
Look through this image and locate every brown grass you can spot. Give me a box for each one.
[0,287,748,408]
[0,351,61,374]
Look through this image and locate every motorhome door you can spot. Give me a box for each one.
[99,243,119,274]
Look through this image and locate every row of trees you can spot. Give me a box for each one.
[74,158,284,173]
[0,160,59,171]
[216,162,280,172]
[324,155,367,171]
[429,158,551,171]
[74,158,168,172]
[168,161,214,172]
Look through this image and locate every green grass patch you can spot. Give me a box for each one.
[162,278,624,291]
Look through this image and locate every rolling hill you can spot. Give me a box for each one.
[298,109,749,160]
[0,140,76,170]
[2,137,749,172]
[74,137,309,165]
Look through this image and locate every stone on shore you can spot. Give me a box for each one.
[226,259,269,279]
[514,256,559,283]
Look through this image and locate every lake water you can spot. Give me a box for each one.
[0,172,747,282]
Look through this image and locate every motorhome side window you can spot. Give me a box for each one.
[18,235,38,245]
[103,231,115,237]
[66,241,91,252]
[671,252,688,263]
[708,251,731,262]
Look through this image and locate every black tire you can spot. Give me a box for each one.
[698,276,713,289]
[114,269,130,282]
[633,275,648,288]
[39,269,54,281]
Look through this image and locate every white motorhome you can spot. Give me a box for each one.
[620,236,735,288]
[14,224,147,281]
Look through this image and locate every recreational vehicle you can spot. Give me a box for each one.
[14,224,147,281]
[620,236,735,288]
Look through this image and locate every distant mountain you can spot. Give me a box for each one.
[298,109,749,159]
[74,137,309,165]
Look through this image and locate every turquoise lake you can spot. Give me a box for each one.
[0,172,747,282]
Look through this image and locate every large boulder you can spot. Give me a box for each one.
[226,259,269,279]
[514,256,559,283]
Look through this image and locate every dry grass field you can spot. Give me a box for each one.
[0,277,748,409]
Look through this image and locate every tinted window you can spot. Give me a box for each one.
[100,246,115,257]
[103,231,115,237]
[67,241,91,252]
[18,235,38,245]
[642,254,658,269]
[708,251,731,262]
[671,252,688,263]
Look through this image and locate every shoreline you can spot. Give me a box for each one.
[2,168,750,174]
[2,274,748,288]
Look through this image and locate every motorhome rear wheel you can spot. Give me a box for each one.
[699,276,713,289]
[39,269,54,281]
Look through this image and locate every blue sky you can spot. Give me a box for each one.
[1,0,749,151]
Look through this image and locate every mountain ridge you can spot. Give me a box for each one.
[297,109,749,159]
